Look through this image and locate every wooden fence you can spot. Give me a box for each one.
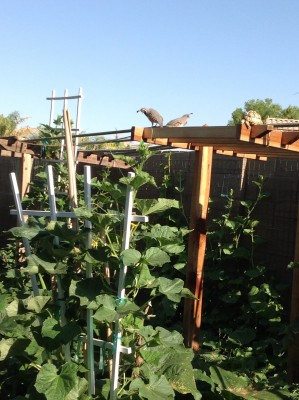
[1,152,298,294]
[142,152,298,288]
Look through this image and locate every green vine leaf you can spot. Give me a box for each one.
[0,316,31,338]
[91,294,117,323]
[156,327,185,347]
[130,372,175,399]
[120,171,157,190]
[161,244,185,254]
[181,288,198,300]
[90,212,122,229]
[24,295,51,313]
[144,225,177,241]
[0,338,15,361]
[227,327,256,346]
[26,254,67,275]
[287,261,299,269]
[70,277,106,306]
[240,200,253,209]
[116,299,140,317]
[210,365,289,399]
[9,224,41,240]
[210,366,249,392]
[83,247,111,264]
[144,247,170,267]
[73,207,93,219]
[121,249,141,266]
[153,277,184,302]
[135,198,179,215]
[0,337,31,361]
[0,294,10,315]
[35,362,86,400]
[41,318,81,346]
[6,299,22,317]
[136,264,156,287]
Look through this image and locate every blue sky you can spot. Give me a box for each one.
[1,0,299,133]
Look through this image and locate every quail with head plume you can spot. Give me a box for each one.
[137,107,163,127]
[242,111,263,128]
[166,113,193,127]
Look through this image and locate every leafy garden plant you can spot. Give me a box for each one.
[0,145,297,399]
[0,143,199,399]
[197,176,298,398]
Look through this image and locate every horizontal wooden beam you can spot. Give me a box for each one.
[211,143,299,158]
[281,132,299,146]
[2,121,299,164]
[131,126,299,158]
[141,125,239,141]
[250,125,273,139]
[76,152,131,169]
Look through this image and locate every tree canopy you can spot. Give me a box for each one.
[228,98,299,125]
[0,111,25,137]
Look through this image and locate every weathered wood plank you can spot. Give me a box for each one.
[142,126,239,140]
[21,154,33,198]
[281,132,299,146]
[183,146,213,350]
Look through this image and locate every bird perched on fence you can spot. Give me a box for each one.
[137,107,163,127]
[166,113,193,127]
[242,110,263,128]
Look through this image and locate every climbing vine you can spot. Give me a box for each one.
[0,144,298,399]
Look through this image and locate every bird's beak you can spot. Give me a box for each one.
[137,110,140,113]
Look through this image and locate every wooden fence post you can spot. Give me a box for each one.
[183,146,213,350]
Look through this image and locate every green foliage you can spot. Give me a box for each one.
[0,143,296,398]
[0,142,199,399]
[35,362,88,400]
[33,116,65,159]
[228,98,299,125]
[158,151,189,226]
[0,111,22,136]
[195,176,294,398]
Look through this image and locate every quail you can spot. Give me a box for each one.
[166,113,193,127]
[242,111,263,128]
[137,107,163,127]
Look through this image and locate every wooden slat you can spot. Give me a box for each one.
[215,150,234,156]
[76,152,131,168]
[259,156,268,161]
[236,153,257,159]
[21,154,33,198]
[0,150,14,157]
[170,142,192,149]
[63,109,78,231]
[146,138,169,146]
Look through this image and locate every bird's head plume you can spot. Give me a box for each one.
[137,107,147,113]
